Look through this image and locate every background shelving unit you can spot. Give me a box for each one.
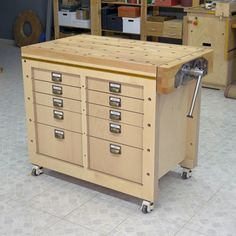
[53,0,197,42]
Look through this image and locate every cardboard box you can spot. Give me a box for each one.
[155,0,180,7]
[118,6,141,18]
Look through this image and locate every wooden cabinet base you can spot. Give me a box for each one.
[22,35,212,212]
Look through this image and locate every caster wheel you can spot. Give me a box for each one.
[181,168,192,180]
[141,205,148,214]
[141,200,154,214]
[181,172,188,179]
[31,165,43,176]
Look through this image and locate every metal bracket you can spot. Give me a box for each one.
[175,58,208,118]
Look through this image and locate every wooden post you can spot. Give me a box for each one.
[53,0,60,39]
[91,0,102,36]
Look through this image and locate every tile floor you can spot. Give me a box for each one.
[0,41,236,236]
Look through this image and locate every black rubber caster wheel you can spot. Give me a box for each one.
[31,168,37,176]
[182,172,188,179]
[141,205,148,214]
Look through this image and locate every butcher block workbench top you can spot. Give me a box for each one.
[21,35,213,93]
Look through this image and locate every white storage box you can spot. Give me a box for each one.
[58,11,73,27]
[123,17,140,34]
[58,11,91,29]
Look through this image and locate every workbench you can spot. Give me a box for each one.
[183,2,236,89]
[21,35,212,213]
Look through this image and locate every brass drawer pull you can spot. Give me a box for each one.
[54,129,64,139]
[110,123,121,134]
[53,98,63,108]
[52,85,63,95]
[110,144,121,155]
[109,96,121,107]
[109,82,121,93]
[52,72,62,83]
[53,110,64,120]
[110,110,121,121]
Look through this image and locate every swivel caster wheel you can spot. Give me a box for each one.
[181,167,192,179]
[141,201,154,214]
[31,165,43,176]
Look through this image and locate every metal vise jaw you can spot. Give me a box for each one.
[175,58,208,118]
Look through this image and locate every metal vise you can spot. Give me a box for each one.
[175,58,208,118]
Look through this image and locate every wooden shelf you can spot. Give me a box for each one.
[102,1,141,6]
[102,29,140,34]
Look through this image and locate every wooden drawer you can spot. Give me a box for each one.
[87,103,143,127]
[33,80,81,100]
[87,77,143,99]
[145,21,163,36]
[87,90,143,114]
[162,20,182,39]
[35,92,81,113]
[35,104,82,133]
[32,68,81,87]
[36,123,83,166]
[88,116,143,148]
[89,137,142,183]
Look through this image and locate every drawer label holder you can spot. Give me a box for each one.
[110,123,121,134]
[52,85,63,95]
[109,82,121,93]
[53,110,64,120]
[53,98,63,108]
[52,72,62,83]
[109,97,121,107]
[110,144,121,155]
[54,129,64,139]
[110,110,121,121]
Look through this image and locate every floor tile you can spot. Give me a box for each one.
[110,214,182,236]
[39,219,101,236]
[0,200,59,236]
[65,193,137,234]
[29,181,98,217]
[185,187,236,236]
[175,228,207,236]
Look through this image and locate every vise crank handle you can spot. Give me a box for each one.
[187,73,203,118]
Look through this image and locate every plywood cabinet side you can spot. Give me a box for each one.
[184,12,236,89]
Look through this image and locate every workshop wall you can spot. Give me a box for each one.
[0,0,48,39]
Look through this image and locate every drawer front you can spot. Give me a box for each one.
[88,116,143,148]
[37,123,83,166]
[35,92,81,113]
[36,104,82,133]
[87,90,143,114]
[32,68,81,87]
[89,137,142,183]
[145,21,163,36]
[162,31,182,39]
[34,80,81,100]
[87,103,143,127]
[87,77,143,99]
[163,20,182,39]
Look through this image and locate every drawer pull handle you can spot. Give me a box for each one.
[52,72,62,83]
[53,98,63,108]
[109,96,121,107]
[110,123,121,134]
[110,110,121,121]
[53,110,64,120]
[54,129,64,139]
[109,82,121,93]
[52,85,63,95]
[110,144,121,155]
